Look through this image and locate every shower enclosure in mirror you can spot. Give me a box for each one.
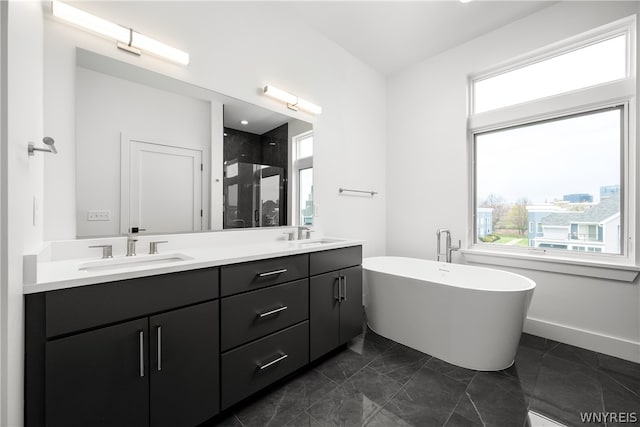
[222,124,288,229]
[223,162,285,228]
[74,49,312,237]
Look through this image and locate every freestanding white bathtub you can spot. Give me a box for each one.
[363,257,535,371]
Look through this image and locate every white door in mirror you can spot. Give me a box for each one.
[127,139,203,234]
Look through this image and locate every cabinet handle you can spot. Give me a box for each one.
[342,275,348,302]
[157,326,162,372]
[334,277,341,301]
[257,268,288,277]
[139,330,145,378]
[258,306,288,318]
[257,353,288,370]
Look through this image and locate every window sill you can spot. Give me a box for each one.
[461,248,640,283]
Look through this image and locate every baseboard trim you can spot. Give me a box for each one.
[524,316,640,363]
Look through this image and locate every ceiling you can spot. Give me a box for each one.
[63,0,559,131]
[282,1,556,76]
[70,1,557,78]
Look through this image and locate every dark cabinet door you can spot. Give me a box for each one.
[45,318,149,427]
[150,301,220,427]
[310,272,341,361]
[339,266,363,345]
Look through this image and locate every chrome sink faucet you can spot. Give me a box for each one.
[89,244,113,259]
[436,228,460,263]
[126,235,138,257]
[298,226,313,240]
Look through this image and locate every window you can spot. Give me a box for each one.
[473,34,628,113]
[293,131,313,226]
[471,17,635,261]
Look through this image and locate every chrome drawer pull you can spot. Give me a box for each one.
[258,306,288,318]
[257,268,288,277]
[342,275,348,302]
[139,330,145,378]
[157,326,162,372]
[257,353,288,370]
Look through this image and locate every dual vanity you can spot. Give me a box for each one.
[24,232,363,427]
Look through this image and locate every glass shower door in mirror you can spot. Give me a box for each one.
[223,162,286,228]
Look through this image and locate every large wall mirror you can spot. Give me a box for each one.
[75,49,313,238]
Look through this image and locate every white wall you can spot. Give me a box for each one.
[1,2,43,425]
[386,1,640,361]
[43,2,388,257]
[75,67,212,237]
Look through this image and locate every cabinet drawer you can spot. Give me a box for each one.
[221,321,309,409]
[221,279,308,351]
[309,246,362,276]
[46,268,219,338]
[220,254,308,297]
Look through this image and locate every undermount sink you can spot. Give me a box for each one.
[78,253,193,272]
[290,238,345,246]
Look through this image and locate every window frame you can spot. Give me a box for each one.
[469,16,636,116]
[466,16,638,272]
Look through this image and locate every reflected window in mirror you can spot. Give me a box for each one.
[294,131,314,226]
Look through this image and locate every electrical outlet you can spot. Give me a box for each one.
[87,210,111,221]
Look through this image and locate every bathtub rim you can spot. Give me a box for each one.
[363,256,536,292]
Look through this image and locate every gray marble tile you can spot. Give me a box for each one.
[518,333,547,352]
[364,407,413,426]
[530,353,604,427]
[444,411,483,427]
[307,367,402,426]
[234,369,337,427]
[316,338,388,384]
[473,371,531,405]
[425,357,476,385]
[368,343,431,384]
[503,343,543,395]
[285,412,323,427]
[598,353,640,398]
[449,393,484,426]
[545,342,599,369]
[204,413,244,426]
[374,365,467,426]
[216,332,637,427]
[465,372,529,427]
[361,327,396,353]
[600,370,640,426]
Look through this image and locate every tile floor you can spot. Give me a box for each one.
[208,326,640,427]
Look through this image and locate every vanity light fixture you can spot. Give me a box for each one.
[263,85,322,115]
[51,0,190,65]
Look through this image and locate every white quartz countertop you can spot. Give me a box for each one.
[24,237,364,294]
